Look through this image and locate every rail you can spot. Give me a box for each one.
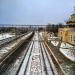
[0,32,33,73]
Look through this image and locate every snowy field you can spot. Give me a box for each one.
[0,33,15,40]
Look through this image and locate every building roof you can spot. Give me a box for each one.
[66,7,75,25]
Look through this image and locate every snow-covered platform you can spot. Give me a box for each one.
[60,42,75,62]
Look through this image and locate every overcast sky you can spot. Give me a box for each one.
[0,0,75,25]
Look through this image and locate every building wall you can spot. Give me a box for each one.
[58,28,73,43]
[67,31,75,45]
[58,28,75,46]
[58,31,68,42]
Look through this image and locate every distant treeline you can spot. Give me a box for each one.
[0,24,75,34]
[46,23,75,33]
[0,27,30,34]
[46,23,65,33]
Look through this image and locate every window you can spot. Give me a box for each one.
[71,35,72,41]
[74,36,75,42]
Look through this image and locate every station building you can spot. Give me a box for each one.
[58,7,75,46]
[58,28,75,46]
[58,28,74,42]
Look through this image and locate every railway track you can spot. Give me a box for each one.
[0,32,58,75]
[0,32,31,48]
[40,42,58,75]
[15,32,58,75]
[0,32,34,74]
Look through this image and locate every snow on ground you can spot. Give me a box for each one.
[49,36,59,46]
[60,42,75,62]
[39,32,42,36]
[29,41,41,75]
[18,32,42,75]
[49,37,58,39]
[60,42,74,49]
[0,32,32,60]
[0,40,18,59]
[0,33,15,40]
[48,37,58,41]
[51,41,59,46]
